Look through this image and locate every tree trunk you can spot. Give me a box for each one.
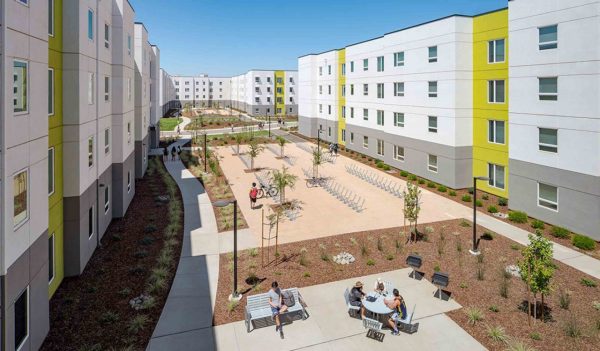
[250,158,254,171]
[541,294,545,322]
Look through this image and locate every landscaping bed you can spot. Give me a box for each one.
[214,218,600,350]
[185,115,256,130]
[42,157,184,350]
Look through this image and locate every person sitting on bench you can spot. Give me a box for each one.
[384,289,407,336]
[349,281,366,319]
[268,281,287,339]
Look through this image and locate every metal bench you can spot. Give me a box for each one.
[245,287,307,332]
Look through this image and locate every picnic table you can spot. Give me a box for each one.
[363,291,393,320]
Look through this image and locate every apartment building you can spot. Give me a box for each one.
[508,0,600,240]
[134,23,150,178]
[0,0,51,349]
[230,70,298,117]
[299,16,475,189]
[149,45,161,148]
[159,68,177,116]
[172,75,232,109]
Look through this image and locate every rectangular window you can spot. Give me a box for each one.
[377,139,385,156]
[49,234,55,283]
[88,73,95,104]
[328,126,331,137]
[14,170,28,227]
[319,104,322,113]
[328,105,331,115]
[328,85,331,95]
[377,83,384,99]
[341,63,346,76]
[428,46,438,63]
[87,9,94,40]
[377,110,384,126]
[350,61,354,72]
[104,76,110,101]
[319,67,322,76]
[428,154,438,173]
[341,129,346,142]
[394,82,404,97]
[428,116,438,133]
[488,39,505,63]
[363,84,368,96]
[488,120,505,144]
[363,58,368,71]
[393,145,405,161]
[538,183,558,211]
[127,122,131,143]
[104,128,110,154]
[539,77,558,101]
[539,128,558,153]
[342,106,346,118]
[488,163,505,189]
[88,207,94,238]
[377,56,384,72]
[342,85,346,97]
[127,35,131,56]
[488,80,505,103]
[394,51,404,66]
[88,137,94,167]
[104,23,110,48]
[14,288,28,351]
[48,0,54,35]
[363,136,369,148]
[428,81,438,97]
[328,65,331,75]
[393,112,404,127]
[539,25,558,50]
[127,171,131,193]
[350,84,354,95]
[104,185,110,213]
[350,107,354,118]
[363,108,368,121]
[48,148,55,195]
[350,132,354,143]
[319,85,322,95]
[13,60,28,113]
[48,68,54,115]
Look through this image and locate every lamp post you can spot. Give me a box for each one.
[213,199,240,301]
[470,176,490,255]
[203,132,208,173]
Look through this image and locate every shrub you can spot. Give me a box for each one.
[227,300,239,313]
[383,165,391,171]
[448,190,457,196]
[99,311,119,325]
[128,315,149,334]
[505,339,536,351]
[529,332,541,341]
[475,200,483,207]
[360,240,369,257]
[129,266,146,276]
[247,248,259,257]
[482,194,489,200]
[581,278,597,288]
[481,232,494,240]
[400,171,409,177]
[376,237,384,251]
[460,219,471,227]
[564,315,582,338]
[459,282,468,289]
[144,224,157,233]
[299,247,308,267]
[488,305,499,313]
[461,195,472,202]
[498,197,508,206]
[376,163,384,169]
[437,185,447,193]
[408,174,417,181]
[558,289,571,310]
[386,254,394,261]
[572,234,596,251]
[487,325,507,343]
[487,206,499,214]
[500,276,510,298]
[476,265,485,281]
[593,301,600,311]
[508,211,528,223]
[468,187,474,194]
[511,244,520,250]
[139,236,155,246]
[119,287,132,297]
[465,307,483,325]
[134,250,149,258]
[433,263,441,272]
[140,296,156,310]
[531,220,545,230]
[303,272,311,278]
[366,259,375,266]
[551,226,570,239]
[427,181,436,188]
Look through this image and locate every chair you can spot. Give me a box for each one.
[383,280,394,295]
[396,304,419,334]
[344,288,361,318]
[363,317,383,331]
[432,272,450,300]
[406,254,423,280]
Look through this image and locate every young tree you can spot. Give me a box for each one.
[247,140,264,171]
[312,147,324,179]
[402,182,421,243]
[234,133,245,155]
[271,166,298,203]
[276,136,288,158]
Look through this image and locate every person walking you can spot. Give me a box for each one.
[176,125,181,135]
[162,147,168,162]
[171,146,177,161]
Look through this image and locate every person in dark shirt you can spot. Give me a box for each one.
[349,281,366,319]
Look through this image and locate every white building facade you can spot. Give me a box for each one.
[159,68,177,116]
[173,75,231,108]
[230,70,298,117]
[134,23,151,178]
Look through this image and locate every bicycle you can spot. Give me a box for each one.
[257,184,278,199]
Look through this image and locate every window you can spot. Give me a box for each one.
[394,82,404,97]
[538,183,558,211]
[14,170,28,227]
[377,139,384,156]
[350,107,354,118]
[127,35,131,56]
[88,73,95,104]
[393,146,404,161]
[328,105,331,115]
[488,39,505,63]
[319,104,322,113]
[13,60,28,113]
[363,136,369,148]
[342,85,346,97]
[377,110,384,126]
[363,108,368,121]
[328,65,331,75]
[363,84,368,96]
[127,171,131,193]
[88,207,94,238]
[393,112,404,127]
[255,77,260,83]
[48,0,54,36]
[14,287,28,351]
[276,77,283,84]
[328,126,331,137]
[48,68,54,115]
[48,148,55,195]
[350,132,354,143]
[428,81,438,97]
[341,63,346,76]
[127,122,131,143]
[488,80,505,103]
[538,128,557,153]
[488,120,505,144]
[377,56,384,72]
[428,46,438,63]
[49,234,55,283]
[87,9,94,40]
[328,85,331,95]
[377,83,384,99]
[394,51,404,66]
[539,77,557,101]
[341,129,346,142]
[539,25,558,50]
[342,106,346,118]
[350,61,354,72]
[104,185,110,213]
[104,128,110,154]
[255,97,260,104]
[487,163,505,190]
[104,76,110,101]
[428,154,438,173]
[428,116,438,133]
[350,84,354,95]
[363,58,368,71]
[104,23,110,48]
[88,137,94,167]
[319,67,322,76]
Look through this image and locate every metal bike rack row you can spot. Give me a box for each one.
[321,179,365,212]
[345,164,403,198]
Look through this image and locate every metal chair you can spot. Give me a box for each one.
[406,254,423,280]
[344,288,361,318]
[432,272,450,300]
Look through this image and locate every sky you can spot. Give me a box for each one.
[130,0,507,77]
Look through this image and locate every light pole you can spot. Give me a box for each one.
[203,132,208,173]
[470,176,490,255]
[213,199,240,301]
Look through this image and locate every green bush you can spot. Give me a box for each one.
[400,171,409,177]
[383,164,391,171]
[551,226,570,239]
[481,232,494,240]
[581,278,597,287]
[418,179,425,185]
[427,181,436,188]
[408,174,417,181]
[366,259,375,266]
[482,194,489,200]
[448,190,457,196]
[498,197,508,206]
[487,205,498,214]
[531,219,545,229]
[437,185,447,193]
[468,187,474,195]
[508,211,528,223]
[461,195,472,202]
[476,200,483,207]
[572,234,596,251]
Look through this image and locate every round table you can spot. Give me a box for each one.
[363,292,393,320]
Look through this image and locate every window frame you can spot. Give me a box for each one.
[377,83,384,99]
[377,56,384,72]
[428,116,438,133]
[88,206,94,238]
[104,76,110,102]
[377,139,385,156]
[538,25,558,50]
[487,120,506,144]
[48,147,55,196]
[104,22,110,49]
[48,68,54,116]
[487,163,505,190]
[393,51,404,67]
[13,60,29,114]
[88,136,94,168]
[393,112,404,127]
[14,287,29,351]
[538,77,558,101]
[488,38,506,63]
[363,136,369,149]
[428,154,438,173]
[394,82,404,97]
[127,171,132,193]
[393,145,405,162]
[363,108,368,121]
[88,72,95,105]
[538,127,558,153]
[104,185,110,214]
[104,128,110,154]
[428,81,438,98]
[49,233,55,284]
[538,182,559,212]
[363,58,368,71]
[13,168,29,228]
[363,84,368,96]
[488,80,505,104]
[87,8,94,41]
[428,46,438,63]
[48,0,54,36]
[376,110,384,126]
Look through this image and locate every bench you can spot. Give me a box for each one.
[245,287,308,332]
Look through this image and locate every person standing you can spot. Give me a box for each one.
[268,281,287,339]
[171,146,177,161]
[249,182,258,209]
[163,147,168,162]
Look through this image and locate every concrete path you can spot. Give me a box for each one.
[160,123,295,138]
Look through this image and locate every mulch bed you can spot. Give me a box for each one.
[213,218,600,350]
[42,157,184,351]
[290,132,600,259]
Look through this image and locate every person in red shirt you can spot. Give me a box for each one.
[249,182,258,209]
